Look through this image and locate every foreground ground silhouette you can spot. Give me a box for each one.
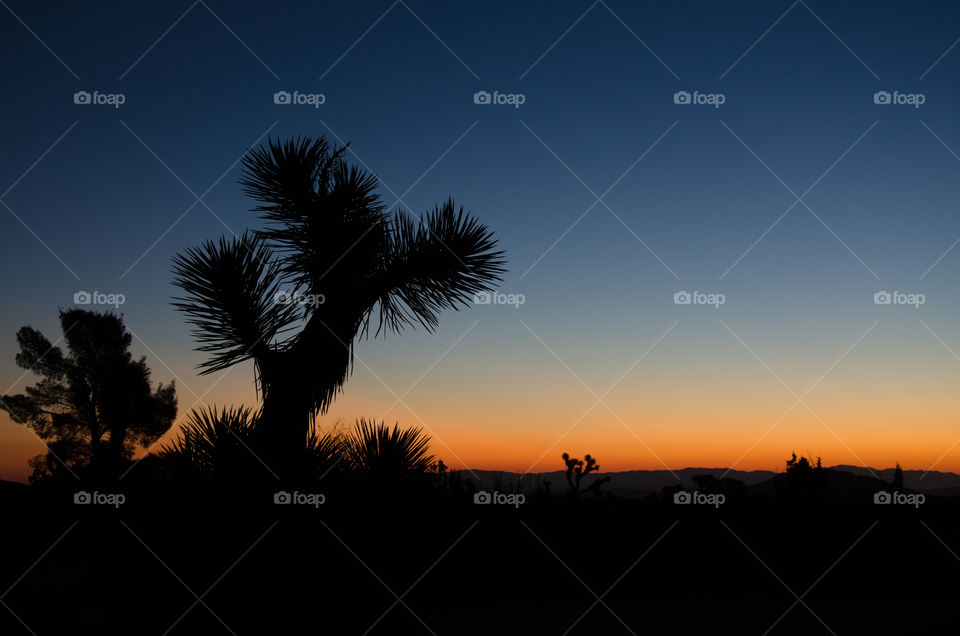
[1,454,958,635]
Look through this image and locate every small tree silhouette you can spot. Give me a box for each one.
[783,451,825,498]
[0,309,177,483]
[562,452,611,497]
[892,463,904,490]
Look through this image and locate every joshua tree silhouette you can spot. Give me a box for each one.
[172,137,505,472]
[562,452,611,497]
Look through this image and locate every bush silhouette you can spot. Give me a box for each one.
[156,406,260,478]
[345,418,435,488]
[157,406,345,487]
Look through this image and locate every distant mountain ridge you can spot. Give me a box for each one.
[6,465,960,497]
[462,465,960,497]
[831,465,960,493]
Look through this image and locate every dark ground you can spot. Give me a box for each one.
[1,478,956,635]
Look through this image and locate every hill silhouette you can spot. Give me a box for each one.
[462,464,955,499]
[832,464,960,491]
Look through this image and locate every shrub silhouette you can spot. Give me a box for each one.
[304,419,348,483]
[346,418,434,485]
[156,410,439,496]
[172,136,505,473]
[782,452,821,496]
[157,406,344,486]
[157,406,260,478]
[0,309,177,483]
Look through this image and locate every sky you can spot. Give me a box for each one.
[3,0,960,482]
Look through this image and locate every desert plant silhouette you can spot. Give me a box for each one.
[0,309,177,483]
[156,406,260,478]
[157,406,346,486]
[781,451,826,498]
[562,452,611,497]
[172,137,505,474]
[346,418,435,488]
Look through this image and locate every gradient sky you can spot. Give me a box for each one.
[3,1,960,482]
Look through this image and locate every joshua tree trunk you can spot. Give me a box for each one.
[255,315,355,479]
[258,375,312,479]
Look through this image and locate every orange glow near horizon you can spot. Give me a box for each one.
[369,410,960,476]
[3,401,960,483]
[3,340,960,483]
